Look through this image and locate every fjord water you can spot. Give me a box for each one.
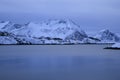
[0,45,120,80]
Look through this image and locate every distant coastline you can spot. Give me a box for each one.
[0,43,114,45]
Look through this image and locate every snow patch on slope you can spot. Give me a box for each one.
[112,43,120,48]
[0,21,10,29]
[0,36,17,44]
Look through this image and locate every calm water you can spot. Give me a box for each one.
[0,45,120,80]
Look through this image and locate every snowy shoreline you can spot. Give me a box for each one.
[104,43,120,49]
[0,43,114,45]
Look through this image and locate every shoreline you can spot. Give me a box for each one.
[104,47,120,50]
[0,43,114,46]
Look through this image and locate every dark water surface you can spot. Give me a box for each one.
[0,45,120,80]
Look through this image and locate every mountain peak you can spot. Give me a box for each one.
[23,19,87,40]
[100,29,111,33]
[95,29,120,43]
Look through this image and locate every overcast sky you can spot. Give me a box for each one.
[0,0,120,34]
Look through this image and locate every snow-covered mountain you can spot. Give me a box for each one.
[13,19,87,40]
[94,29,120,43]
[0,20,120,44]
[0,19,89,44]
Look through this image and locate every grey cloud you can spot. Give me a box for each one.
[0,0,120,15]
[0,0,120,33]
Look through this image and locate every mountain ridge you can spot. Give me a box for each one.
[0,20,120,44]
